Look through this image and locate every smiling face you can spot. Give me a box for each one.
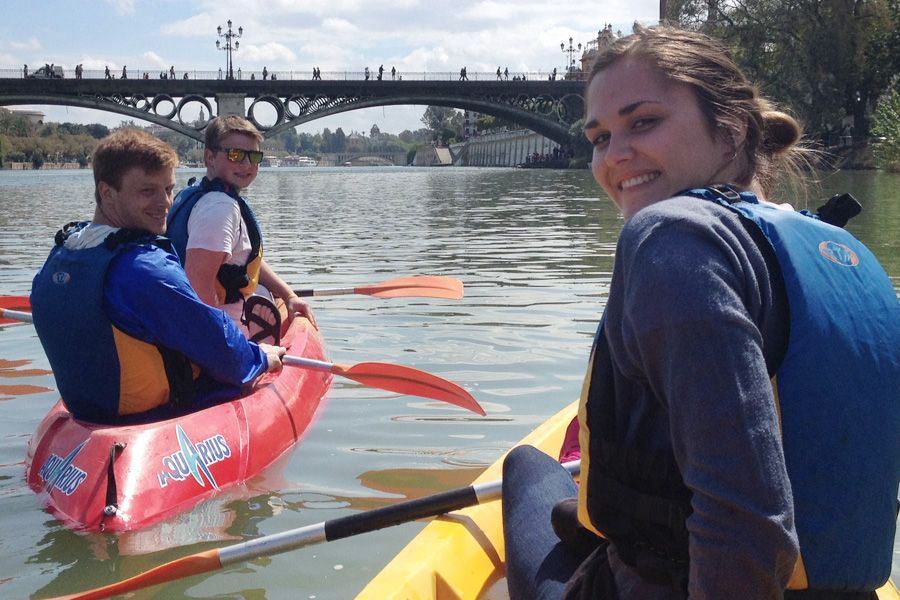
[583,58,737,220]
[97,166,176,234]
[205,132,261,191]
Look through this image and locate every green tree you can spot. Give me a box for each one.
[421,106,463,142]
[0,108,32,136]
[666,0,900,140]
[31,149,45,169]
[871,77,900,171]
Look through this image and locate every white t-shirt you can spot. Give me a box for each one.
[185,191,253,266]
[185,191,254,325]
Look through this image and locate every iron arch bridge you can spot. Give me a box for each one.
[0,78,586,146]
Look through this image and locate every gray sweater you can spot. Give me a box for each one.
[594,196,799,599]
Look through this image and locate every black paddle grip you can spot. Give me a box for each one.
[324,486,479,541]
[292,289,313,297]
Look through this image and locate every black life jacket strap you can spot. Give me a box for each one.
[594,473,690,532]
[158,345,197,408]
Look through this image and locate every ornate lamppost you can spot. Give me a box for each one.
[216,20,242,80]
[560,37,582,76]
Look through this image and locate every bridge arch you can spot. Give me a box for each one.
[263,94,581,146]
[0,79,586,146]
[0,93,205,140]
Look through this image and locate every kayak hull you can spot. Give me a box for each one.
[24,318,332,533]
[356,400,900,600]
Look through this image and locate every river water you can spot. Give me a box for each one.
[0,167,897,599]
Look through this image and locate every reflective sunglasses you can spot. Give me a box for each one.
[217,147,265,165]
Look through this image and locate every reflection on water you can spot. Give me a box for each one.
[0,167,897,598]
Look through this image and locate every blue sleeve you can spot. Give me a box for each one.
[104,244,268,387]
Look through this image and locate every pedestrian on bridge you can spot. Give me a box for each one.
[121,65,127,79]
[459,67,468,81]
[364,66,370,81]
[391,66,396,80]
[263,66,268,80]
[378,65,384,80]
[496,66,501,80]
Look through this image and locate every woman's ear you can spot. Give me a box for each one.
[724,122,748,157]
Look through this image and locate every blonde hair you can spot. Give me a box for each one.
[92,129,178,204]
[204,115,263,149]
[588,24,813,198]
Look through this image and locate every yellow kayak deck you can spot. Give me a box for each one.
[356,401,577,599]
[356,399,900,600]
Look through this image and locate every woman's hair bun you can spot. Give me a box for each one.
[761,110,801,155]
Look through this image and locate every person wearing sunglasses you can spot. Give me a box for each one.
[31,129,285,424]
[167,115,316,343]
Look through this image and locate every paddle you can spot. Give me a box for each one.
[0,275,464,323]
[0,306,483,415]
[46,459,581,600]
[284,356,485,416]
[292,275,463,300]
[0,308,33,325]
[0,296,31,325]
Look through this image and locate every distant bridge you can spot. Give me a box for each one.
[317,152,407,166]
[0,72,585,146]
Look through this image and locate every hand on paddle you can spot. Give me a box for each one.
[259,343,287,373]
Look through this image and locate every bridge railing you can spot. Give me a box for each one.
[1,68,581,82]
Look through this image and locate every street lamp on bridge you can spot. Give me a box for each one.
[216,19,242,80]
[561,37,582,77]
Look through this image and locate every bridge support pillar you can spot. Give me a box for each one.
[215,93,247,117]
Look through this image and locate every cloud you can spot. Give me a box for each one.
[141,51,167,68]
[321,18,359,35]
[105,0,136,16]
[239,43,297,64]
[9,38,42,52]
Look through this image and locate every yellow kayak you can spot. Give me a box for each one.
[356,399,900,600]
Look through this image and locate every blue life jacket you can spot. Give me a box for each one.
[167,177,263,303]
[31,224,195,423]
[580,186,900,591]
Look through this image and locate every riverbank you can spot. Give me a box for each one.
[2,162,86,170]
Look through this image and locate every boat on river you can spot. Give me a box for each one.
[24,317,331,533]
[356,399,900,600]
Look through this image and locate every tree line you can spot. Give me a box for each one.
[0,108,464,169]
[664,0,900,169]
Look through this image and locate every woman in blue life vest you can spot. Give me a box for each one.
[501,24,900,600]
[31,129,286,424]
[166,115,315,342]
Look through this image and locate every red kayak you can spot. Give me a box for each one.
[24,317,331,532]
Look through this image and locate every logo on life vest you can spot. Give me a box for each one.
[38,440,89,496]
[818,241,859,267]
[157,425,231,490]
[51,271,71,285]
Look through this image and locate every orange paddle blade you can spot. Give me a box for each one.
[332,362,485,416]
[49,549,222,600]
[0,296,32,325]
[355,276,463,300]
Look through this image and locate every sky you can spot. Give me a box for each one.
[1,0,661,136]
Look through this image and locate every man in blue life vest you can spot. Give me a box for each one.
[30,129,286,424]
